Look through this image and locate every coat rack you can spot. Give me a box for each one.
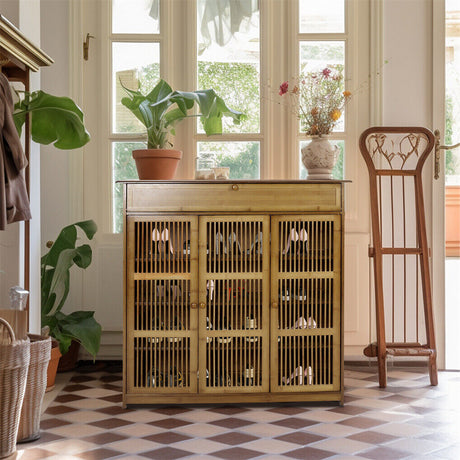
[0,14,53,321]
[359,126,438,388]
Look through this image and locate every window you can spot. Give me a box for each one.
[298,1,346,179]
[107,0,353,232]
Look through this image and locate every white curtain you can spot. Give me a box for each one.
[149,0,258,51]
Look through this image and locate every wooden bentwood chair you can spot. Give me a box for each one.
[359,127,438,388]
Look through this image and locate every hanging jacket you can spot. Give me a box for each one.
[0,72,31,230]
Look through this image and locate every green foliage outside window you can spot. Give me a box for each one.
[445,95,459,176]
[198,61,260,133]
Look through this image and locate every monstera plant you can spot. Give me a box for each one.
[41,220,101,357]
[13,90,90,149]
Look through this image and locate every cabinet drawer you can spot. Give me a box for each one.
[125,182,342,213]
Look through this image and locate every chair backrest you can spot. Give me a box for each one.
[359,127,435,346]
[360,127,434,173]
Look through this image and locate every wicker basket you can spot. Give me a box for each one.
[0,318,30,458]
[17,334,51,443]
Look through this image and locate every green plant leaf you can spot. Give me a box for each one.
[43,220,97,269]
[146,79,173,103]
[13,90,90,149]
[41,220,97,317]
[55,311,102,357]
[120,77,244,149]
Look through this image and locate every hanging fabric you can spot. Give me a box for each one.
[149,0,259,52]
[0,73,31,230]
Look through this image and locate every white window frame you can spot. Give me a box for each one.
[78,0,368,235]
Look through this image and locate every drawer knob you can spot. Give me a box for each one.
[272,302,278,309]
[199,302,206,309]
[232,184,239,191]
[191,303,197,309]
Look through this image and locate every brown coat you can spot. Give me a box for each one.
[0,73,31,230]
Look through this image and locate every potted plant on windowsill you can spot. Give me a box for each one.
[120,79,243,179]
[41,220,101,377]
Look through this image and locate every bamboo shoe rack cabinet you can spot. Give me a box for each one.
[122,181,345,406]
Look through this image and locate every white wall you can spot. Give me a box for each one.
[40,0,71,245]
[1,1,19,26]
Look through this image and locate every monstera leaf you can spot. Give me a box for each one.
[13,90,90,149]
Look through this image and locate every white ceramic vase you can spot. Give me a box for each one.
[301,136,339,180]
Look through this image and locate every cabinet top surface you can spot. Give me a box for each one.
[119,180,350,185]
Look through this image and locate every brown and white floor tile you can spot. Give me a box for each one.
[9,364,460,459]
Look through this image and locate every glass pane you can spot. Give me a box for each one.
[197,142,260,179]
[112,0,159,34]
[299,41,346,133]
[299,140,344,180]
[112,42,160,134]
[197,1,260,134]
[300,41,345,72]
[113,142,145,233]
[299,0,344,33]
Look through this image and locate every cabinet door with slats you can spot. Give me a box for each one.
[271,215,342,393]
[198,216,270,393]
[126,216,198,394]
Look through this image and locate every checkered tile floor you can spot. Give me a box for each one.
[13,364,460,459]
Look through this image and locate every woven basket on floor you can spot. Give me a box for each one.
[0,317,30,458]
[17,334,51,443]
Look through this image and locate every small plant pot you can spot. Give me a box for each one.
[57,340,81,372]
[133,148,182,180]
[46,339,61,392]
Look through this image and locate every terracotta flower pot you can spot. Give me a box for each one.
[57,340,81,372]
[46,339,61,392]
[133,148,182,180]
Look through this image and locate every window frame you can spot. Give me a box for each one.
[95,0,360,233]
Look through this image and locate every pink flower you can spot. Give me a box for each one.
[279,81,289,95]
[322,68,331,78]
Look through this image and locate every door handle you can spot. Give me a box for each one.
[434,129,460,180]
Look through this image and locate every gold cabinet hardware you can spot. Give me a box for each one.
[199,302,206,309]
[434,129,460,180]
[232,184,239,191]
[191,303,197,309]
[83,33,95,61]
[272,302,278,309]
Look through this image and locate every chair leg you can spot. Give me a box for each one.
[428,353,438,386]
[378,352,387,388]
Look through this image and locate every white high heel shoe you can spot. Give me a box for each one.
[227,232,241,254]
[160,228,174,254]
[152,228,174,254]
[293,316,316,329]
[282,366,313,385]
[214,232,225,254]
[247,232,263,255]
[282,228,299,255]
[207,280,214,300]
[298,228,308,254]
